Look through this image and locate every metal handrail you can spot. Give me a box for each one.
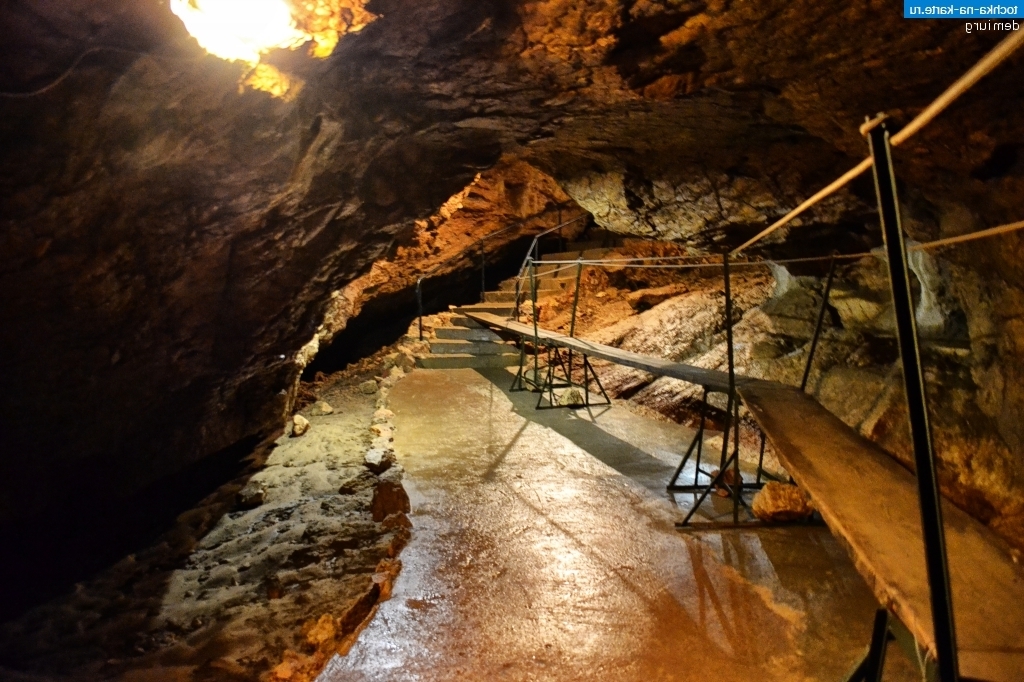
[414,203,579,340]
[512,213,589,319]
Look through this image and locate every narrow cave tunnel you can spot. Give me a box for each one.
[3,1,1024,681]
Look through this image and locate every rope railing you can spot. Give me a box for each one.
[513,216,1024,276]
[731,28,1024,256]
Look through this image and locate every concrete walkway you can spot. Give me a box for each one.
[320,368,915,681]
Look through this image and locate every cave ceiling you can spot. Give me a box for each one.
[1,0,1022,526]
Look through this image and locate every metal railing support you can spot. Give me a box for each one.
[513,276,522,321]
[722,254,743,524]
[801,253,838,392]
[416,277,425,342]
[723,253,737,474]
[568,258,584,376]
[530,259,540,387]
[866,118,959,682]
[677,256,741,528]
[480,243,487,302]
[512,213,589,319]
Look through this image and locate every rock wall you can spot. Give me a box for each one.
[0,0,552,530]
[1,0,1022,560]
[312,158,576,354]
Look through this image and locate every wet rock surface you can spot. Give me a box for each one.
[0,354,413,682]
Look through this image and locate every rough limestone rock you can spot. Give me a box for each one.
[371,476,411,522]
[291,415,311,438]
[396,352,417,372]
[364,448,396,475]
[311,400,335,416]
[371,409,395,425]
[359,380,379,395]
[370,422,395,439]
[752,482,815,523]
[558,388,586,407]
[3,0,1024,604]
[236,484,266,510]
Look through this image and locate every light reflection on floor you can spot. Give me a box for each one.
[319,368,917,682]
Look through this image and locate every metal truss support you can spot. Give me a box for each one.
[673,255,767,529]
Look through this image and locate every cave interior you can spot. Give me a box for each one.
[2,1,1024,681]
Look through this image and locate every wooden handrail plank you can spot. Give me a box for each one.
[739,382,1024,682]
[467,312,737,392]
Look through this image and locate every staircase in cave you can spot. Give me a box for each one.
[415,240,617,370]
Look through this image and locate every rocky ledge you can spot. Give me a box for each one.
[0,348,417,682]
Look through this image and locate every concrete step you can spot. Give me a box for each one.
[416,353,520,370]
[565,240,607,252]
[483,291,518,303]
[449,316,484,329]
[434,327,503,341]
[499,278,561,292]
[480,290,558,303]
[540,275,577,286]
[446,315,485,327]
[536,263,562,276]
[430,339,516,355]
[540,248,612,263]
[452,302,521,316]
[539,251,584,262]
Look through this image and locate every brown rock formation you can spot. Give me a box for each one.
[2,0,1023,609]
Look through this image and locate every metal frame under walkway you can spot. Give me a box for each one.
[467,310,1024,682]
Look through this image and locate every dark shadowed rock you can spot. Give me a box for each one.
[371,476,410,522]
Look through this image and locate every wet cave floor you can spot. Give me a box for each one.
[0,361,924,682]
[321,367,920,682]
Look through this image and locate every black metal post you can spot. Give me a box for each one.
[867,119,958,682]
[801,254,838,392]
[557,207,563,253]
[570,259,583,339]
[693,390,707,484]
[845,610,891,682]
[530,259,540,388]
[731,399,741,524]
[513,276,522,321]
[755,433,766,486]
[722,254,736,472]
[864,609,891,682]
[724,255,736,393]
[480,243,487,302]
[416,278,425,342]
[723,254,743,524]
[568,258,583,380]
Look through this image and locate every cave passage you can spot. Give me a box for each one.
[3,0,1024,680]
[306,234,539,376]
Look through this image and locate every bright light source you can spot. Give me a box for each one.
[169,0,376,98]
[169,0,308,65]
